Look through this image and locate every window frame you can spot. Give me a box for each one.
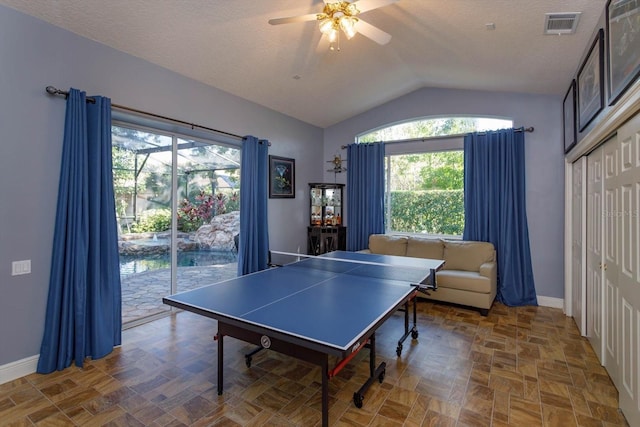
[384,136,465,238]
[357,116,513,239]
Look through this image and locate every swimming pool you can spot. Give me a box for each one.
[119,250,238,275]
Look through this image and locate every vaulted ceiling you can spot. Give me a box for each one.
[0,0,605,127]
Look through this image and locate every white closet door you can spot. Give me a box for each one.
[603,135,621,385]
[571,157,587,334]
[587,144,605,363]
[615,113,640,427]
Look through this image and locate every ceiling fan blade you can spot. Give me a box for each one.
[268,13,319,26]
[355,20,392,45]
[352,0,399,14]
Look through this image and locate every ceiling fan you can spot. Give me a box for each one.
[269,0,399,50]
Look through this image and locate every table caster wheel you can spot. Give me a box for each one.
[411,330,419,339]
[378,369,386,383]
[396,344,403,357]
[353,392,363,408]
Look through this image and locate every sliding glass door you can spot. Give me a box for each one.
[112,124,240,326]
[174,138,240,294]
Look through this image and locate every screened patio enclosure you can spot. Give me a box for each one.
[112,124,241,325]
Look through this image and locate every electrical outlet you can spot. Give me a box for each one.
[12,260,31,276]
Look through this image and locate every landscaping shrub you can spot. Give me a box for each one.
[389,190,464,235]
[130,209,172,233]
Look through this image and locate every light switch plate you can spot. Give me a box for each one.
[12,260,31,275]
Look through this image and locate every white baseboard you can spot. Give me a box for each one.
[0,355,39,385]
[537,295,564,309]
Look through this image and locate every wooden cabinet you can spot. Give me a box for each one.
[309,182,344,226]
[308,183,346,254]
[307,226,346,255]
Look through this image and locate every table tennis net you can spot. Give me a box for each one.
[271,252,432,286]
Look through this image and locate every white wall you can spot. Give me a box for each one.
[0,5,323,367]
[323,87,565,301]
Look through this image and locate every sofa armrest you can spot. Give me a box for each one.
[479,262,497,284]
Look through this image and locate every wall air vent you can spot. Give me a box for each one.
[544,12,581,35]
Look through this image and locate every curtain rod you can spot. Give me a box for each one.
[341,126,534,149]
[45,86,245,141]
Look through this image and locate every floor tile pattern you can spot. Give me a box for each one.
[0,302,630,426]
[121,263,238,324]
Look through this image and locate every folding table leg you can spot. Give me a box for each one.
[244,346,263,367]
[321,357,329,427]
[396,296,419,356]
[353,333,386,408]
[217,333,224,395]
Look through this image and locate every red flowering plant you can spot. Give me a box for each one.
[177,190,238,232]
[225,192,239,212]
[178,191,214,232]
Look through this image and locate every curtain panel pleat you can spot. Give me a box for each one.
[462,128,537,306]
[346,142,385,251]
[37,88,121,374]
[237,136,270,275]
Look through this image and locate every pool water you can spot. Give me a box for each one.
[119,250,237,276]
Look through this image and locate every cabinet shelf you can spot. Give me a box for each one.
[308,183,346,254]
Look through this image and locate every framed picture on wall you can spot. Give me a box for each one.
[606,0,640,105]
[577,29,604,131]
[563,80,577,153]
[269,155,295,198]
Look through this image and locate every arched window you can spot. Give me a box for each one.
[357,117,513,237]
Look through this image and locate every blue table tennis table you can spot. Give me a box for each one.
[163,250,444,426]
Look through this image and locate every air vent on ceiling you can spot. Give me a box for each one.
[544,12,581,35]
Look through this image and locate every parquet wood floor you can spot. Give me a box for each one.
[0,301,630,426]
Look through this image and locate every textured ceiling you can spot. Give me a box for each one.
[0,0,605,127]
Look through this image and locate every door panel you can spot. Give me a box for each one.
[587,145,605,363]
[614,113,640,427]
[603,137,620,386]
[572,158,586,334]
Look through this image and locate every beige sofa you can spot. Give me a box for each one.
[362,234,497,315]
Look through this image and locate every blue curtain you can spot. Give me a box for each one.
[346,142,385,251]
[463,128,537,306]
[38,89,122,374]
[237,136,270,275]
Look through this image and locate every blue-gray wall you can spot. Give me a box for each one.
[323,87,565,301]
[0,5,322,366]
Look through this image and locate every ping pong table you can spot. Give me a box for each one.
[163,250,444,426]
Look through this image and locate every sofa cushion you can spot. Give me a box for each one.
[443,240,495,272]
[437,270,492,293]
[368,234,408,256]
[406,237,444,260]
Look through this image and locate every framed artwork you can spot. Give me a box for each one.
[269,155,295,198]
[563,80,577,153]
[577,29,604,131]
[606,0,640,105]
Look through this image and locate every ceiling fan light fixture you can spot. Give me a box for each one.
[316,1,363,45]
[269,0,396,49]
[318,16,332,33]
[344,2,359,16]
[318,18,339,41]
[339,16,359,39]
[328,27,339,43]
